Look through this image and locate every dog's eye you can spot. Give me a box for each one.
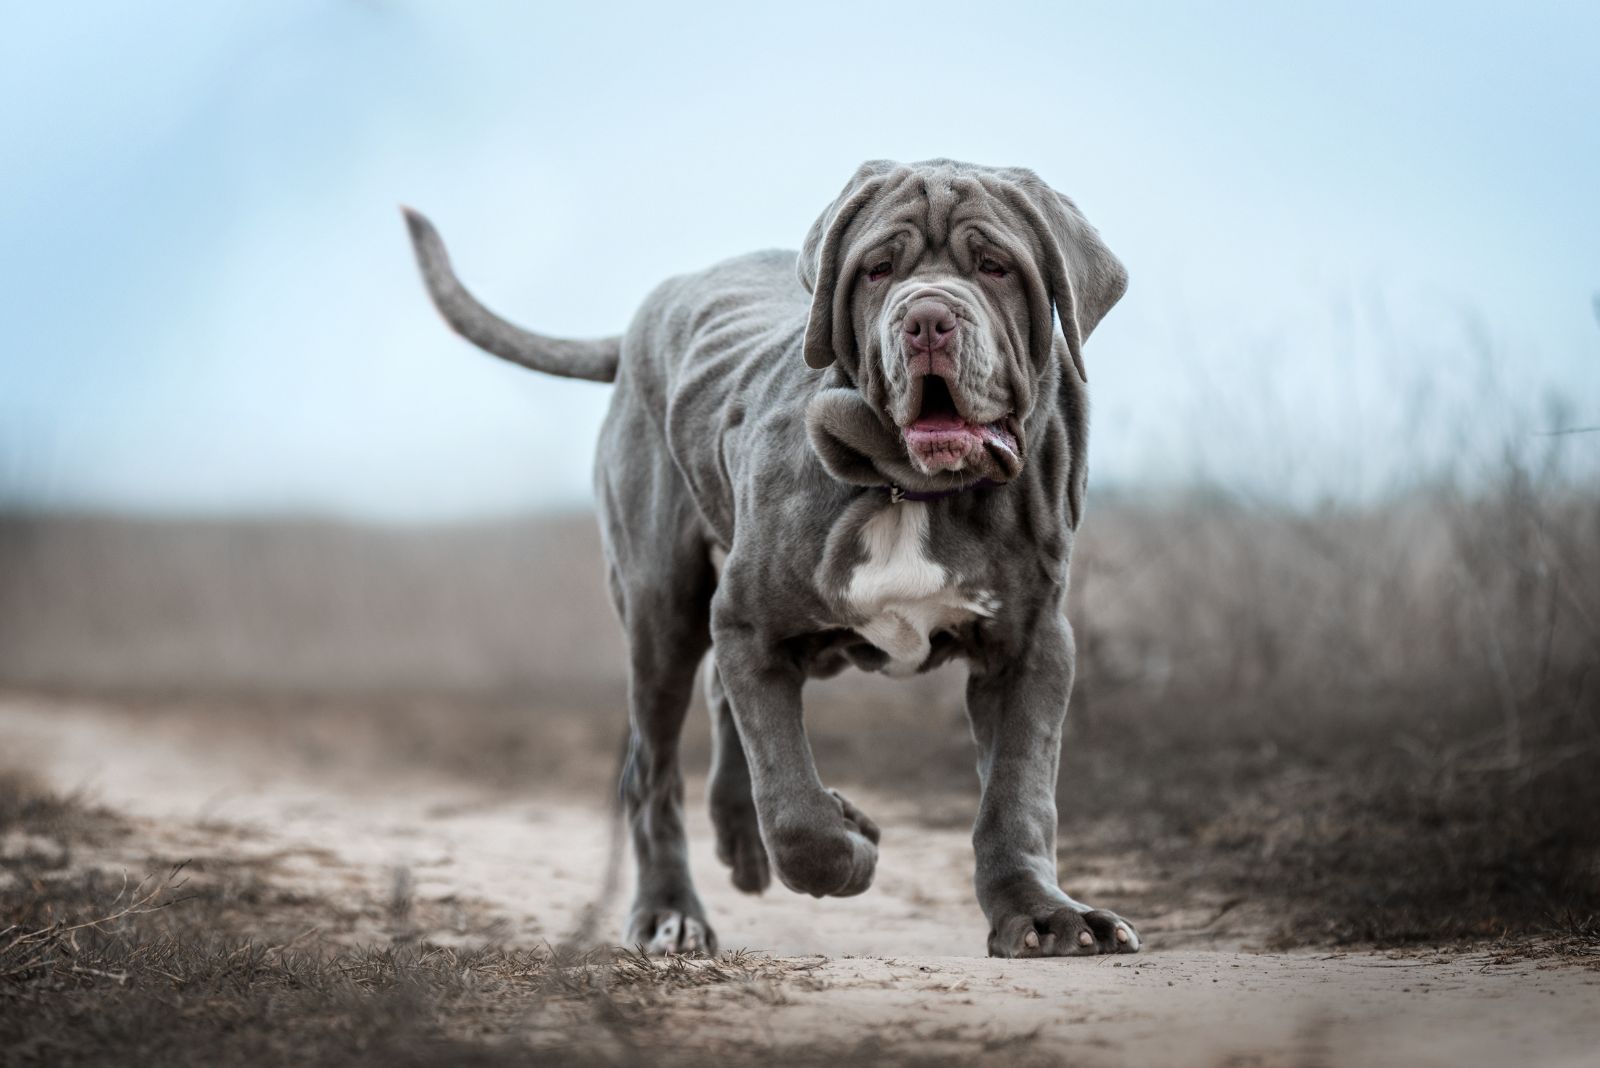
[979,258,1008,278]
[866,261,893,282]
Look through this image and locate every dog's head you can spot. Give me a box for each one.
[800,159,1125,487]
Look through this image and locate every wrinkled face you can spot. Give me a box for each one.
[802,161,1127,488]
[844,197,1039,478]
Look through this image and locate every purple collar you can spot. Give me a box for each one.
[889,478,999,504]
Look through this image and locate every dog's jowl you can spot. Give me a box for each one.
[404,159,1139,958]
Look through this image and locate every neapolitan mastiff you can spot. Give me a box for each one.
[403,159,1139,958]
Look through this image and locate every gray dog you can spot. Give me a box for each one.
[403,158,1139,959]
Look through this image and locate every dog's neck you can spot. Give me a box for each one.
[888,479,1000,504]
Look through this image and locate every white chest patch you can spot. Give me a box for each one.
[844,502,997,676]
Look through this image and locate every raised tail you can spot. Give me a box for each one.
[401,206,620,383]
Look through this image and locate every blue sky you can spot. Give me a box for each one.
[2,1,1597,518]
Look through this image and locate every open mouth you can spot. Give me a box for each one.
[901,375,1019,475]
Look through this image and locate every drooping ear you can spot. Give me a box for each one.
[797,160,898,370]
[1007,176,1128,383]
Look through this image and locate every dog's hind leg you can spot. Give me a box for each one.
[614,567,716,954]
[601,477,719,955]
[706,660,771,893]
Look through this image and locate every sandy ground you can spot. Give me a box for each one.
[5,694,1598,1067]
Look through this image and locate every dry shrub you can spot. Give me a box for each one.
[1061,447,1600,946]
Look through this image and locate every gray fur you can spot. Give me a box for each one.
[403,158,1140,958]
[404,207,620,382]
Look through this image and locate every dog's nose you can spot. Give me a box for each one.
[902,300,957,354]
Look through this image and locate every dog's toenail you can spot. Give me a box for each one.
[1078,930,1093,946]
[1024,930,1040,950]
[1115,926,1129,943]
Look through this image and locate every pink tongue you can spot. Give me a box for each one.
[910,412,969,432]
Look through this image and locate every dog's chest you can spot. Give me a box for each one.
[841,503,996,676]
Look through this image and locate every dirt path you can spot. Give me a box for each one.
[5,694,1598,1067]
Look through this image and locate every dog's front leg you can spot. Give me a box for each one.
[967,611,1141,957]
[711,623,879,898]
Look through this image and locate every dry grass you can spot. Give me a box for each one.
[0,777,919,1067]
[1058,455,1600,946]
[0,513,619,699]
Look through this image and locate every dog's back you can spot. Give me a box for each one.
[614,249,836,548]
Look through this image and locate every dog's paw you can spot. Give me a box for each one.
[626,908,717,957]
[765,789,880,898]
[988,905,1140,958]
[710,795,771,894]
[828,788,880,846]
